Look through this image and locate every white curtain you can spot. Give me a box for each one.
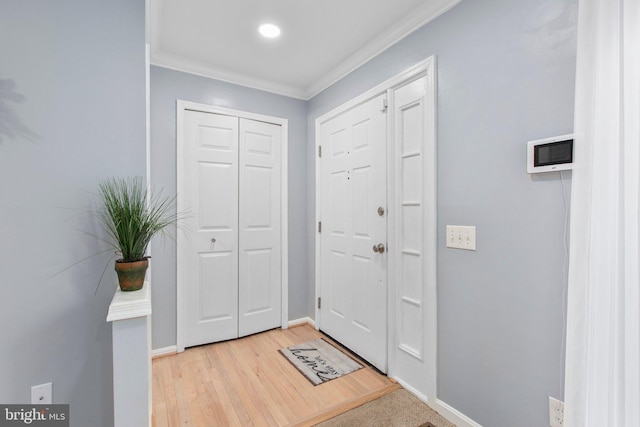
[564,0,640,426]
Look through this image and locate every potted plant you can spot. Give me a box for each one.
[98,176,180,291]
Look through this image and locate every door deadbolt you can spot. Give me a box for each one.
[378,206,385,216]
[373,243,385,254]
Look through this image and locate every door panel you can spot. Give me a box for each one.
[319,94,388,372]
[183,111,239,347]
[238,118,282,337]
[198,252,235,320]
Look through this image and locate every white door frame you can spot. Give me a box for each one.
[315,57,437,393]
[176,100,289,353]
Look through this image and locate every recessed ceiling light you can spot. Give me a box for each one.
[258,23,281,39]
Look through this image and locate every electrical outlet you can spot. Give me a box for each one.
[31,382,52,404]
[446,225,476,250]
[549,396,564,427]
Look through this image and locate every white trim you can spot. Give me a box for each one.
[151,345,177,359]
[391,376,483,427]
[178,101,289,129]
[315,57,436,378]
[428,399,484,427]
[150,0,461,100]
[280,120,289,330]
[386,86,397,377]
[107,282,152,322]
[314,124,322,329]
[288,317,317,329]
[176,102,186,353]
[152,51,308,100]
[316,57,436,125]
[176,100,289,352]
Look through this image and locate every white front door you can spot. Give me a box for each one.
[180,110,282,348]
[318,94,388,372]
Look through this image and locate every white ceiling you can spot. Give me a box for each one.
[150,0,460,100]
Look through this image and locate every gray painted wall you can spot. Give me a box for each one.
[0,1,146,426]
[307,0,577,426]
[149,66,308,350]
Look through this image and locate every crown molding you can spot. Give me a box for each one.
[151,50,309,100]
[150,0,462,100]
[304,0,462,98]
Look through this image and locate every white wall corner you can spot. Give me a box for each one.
[288,317,316,329]
[391,376,482,427]
[427,398,484,427]
[151,345,177,359]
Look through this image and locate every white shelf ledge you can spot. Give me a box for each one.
[107,281,151,322]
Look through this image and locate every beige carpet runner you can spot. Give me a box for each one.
[314,389,457,427]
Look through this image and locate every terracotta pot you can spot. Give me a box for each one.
[114,259,149,291]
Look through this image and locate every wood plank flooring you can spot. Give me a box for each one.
[152,324,399,426]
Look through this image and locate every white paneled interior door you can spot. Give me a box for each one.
[238,118,282,337]
[180,109,282,349]
[318,94,388,372]
[182,111,239,347]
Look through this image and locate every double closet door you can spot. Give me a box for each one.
[180,110,282,348]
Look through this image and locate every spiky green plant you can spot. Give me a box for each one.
[98,177,180,262]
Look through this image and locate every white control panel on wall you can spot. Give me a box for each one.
[446,225,476,250]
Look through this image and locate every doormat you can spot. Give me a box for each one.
[279,338,363,385]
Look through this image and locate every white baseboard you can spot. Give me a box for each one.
[288,317,316,328]
[151,345,177,359]
[392,376,432,403]
[427,398,483,427]
[391,376,482,427]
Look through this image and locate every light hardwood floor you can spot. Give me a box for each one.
[152,324,400,426]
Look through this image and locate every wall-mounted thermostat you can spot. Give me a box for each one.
[527,133,574,173]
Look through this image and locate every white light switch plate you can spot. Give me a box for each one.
[446,225,476,250]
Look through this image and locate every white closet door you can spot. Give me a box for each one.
[182,111,239,347]
[238,118,282,337]
[319,94,388,372]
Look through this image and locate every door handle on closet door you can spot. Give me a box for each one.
[373,243,385,254]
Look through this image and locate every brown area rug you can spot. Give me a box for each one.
[314,389,456,427]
